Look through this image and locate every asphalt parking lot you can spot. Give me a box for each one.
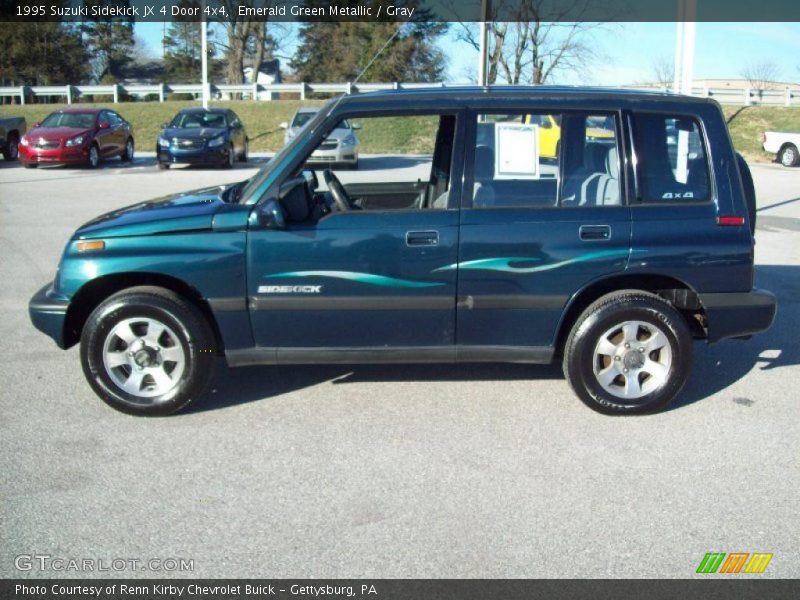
[1,156,798,579]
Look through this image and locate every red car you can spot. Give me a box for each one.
[19,108,134,168]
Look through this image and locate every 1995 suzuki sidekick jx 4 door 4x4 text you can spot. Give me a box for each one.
[29,88,776,416]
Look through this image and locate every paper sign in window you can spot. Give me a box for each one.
[494,123,539,180]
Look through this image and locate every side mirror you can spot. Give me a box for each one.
[351,123,362,130]
[160,122,168,129]
[32,121,41,128]
[302,169,318,191]
[258,199,285,230]
[99,121,111,129]
[232,121,242,129]
[279,121,289,129]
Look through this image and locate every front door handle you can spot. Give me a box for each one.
[579,225,611,241]
[406,230,439,246]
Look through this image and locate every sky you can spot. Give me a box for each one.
[136,21,800,85]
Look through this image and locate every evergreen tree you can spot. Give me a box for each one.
[291,18,447,83]
[0,22,89,86]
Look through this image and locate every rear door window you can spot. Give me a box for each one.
[633,113,710,202]
[468,112,622,209]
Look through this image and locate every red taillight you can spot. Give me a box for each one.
[717,215,745,226]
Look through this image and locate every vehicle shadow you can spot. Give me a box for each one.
[669,263,799,410]
[188,264,799,415]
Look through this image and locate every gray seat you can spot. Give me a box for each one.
[472,145,496,207]
[580,146,620,206]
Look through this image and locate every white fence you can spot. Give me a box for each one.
[0,81,796,106]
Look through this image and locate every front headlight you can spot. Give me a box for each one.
[208,135,226,148]
[158,137,170,148]
[65,135,85,147]
[20,136,30,146]
[342,135,356,147]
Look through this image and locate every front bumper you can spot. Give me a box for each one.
[700,289,777,343]
[307,146,358,165]
[19,144,89,165]
[157,145,229,166]
[29,283,69,349]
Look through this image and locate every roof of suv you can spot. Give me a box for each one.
[333,85,712,107]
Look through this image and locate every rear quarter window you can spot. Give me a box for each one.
[633,113,710,203]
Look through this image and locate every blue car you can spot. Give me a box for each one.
[30,87,775,416]
[156,108,248,169]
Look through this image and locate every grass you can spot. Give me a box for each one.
[2,100,798,160]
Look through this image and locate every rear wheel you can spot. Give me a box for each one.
[80,287,216,416]
[239,139,248,162]
[563,290,693,415]
[157,162,170,170]
[3,133,19,161]
[778,144,799,167]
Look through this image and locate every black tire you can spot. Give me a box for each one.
[239,139,248,162]
[87,143,100,169]
[157,162,170,170]
[121,137,134,162]
[563,290,693,415]
[23,162,37,169]
[778,143,799,168]
[222,144,235,169]
[3,133,19,161]
[80,286,216,416]
[735,153,756,235]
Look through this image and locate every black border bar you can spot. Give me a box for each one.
[3,579,800,600]
[2,0,800,22]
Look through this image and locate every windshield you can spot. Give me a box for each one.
[40,112,96,129]
[291,112,316,129]
[170,111,227,129]
[240,98,336,204]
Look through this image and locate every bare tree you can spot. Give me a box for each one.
[650,54,674,89]
[740,59,781,93]
[455,0,613,84]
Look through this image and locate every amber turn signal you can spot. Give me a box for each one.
[76,240,105,252]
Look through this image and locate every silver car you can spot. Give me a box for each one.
[280,107,360,169]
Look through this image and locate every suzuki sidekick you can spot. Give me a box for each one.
[29,87,776,415]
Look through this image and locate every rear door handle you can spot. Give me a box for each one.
[406,230,439,246]
[579,225,611,241]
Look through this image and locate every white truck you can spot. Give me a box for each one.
[762,131,800,167]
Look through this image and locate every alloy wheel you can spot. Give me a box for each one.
[102,317,186,399]
[592,320,673,400]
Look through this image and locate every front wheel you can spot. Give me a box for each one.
[87,144,100,169]
[563,290,693,415]
[778,144,799,167]
[121,137,134,162]
[239,139,248,162]
[223,143,235,169]
[80,287,216,416]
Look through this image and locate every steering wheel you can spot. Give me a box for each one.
[323,168,353,212]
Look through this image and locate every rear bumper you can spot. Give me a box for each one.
[700,289,777,343]
[29,283,69,349]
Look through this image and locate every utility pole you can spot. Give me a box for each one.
[477,0,489,86]
[673,0,697,95]
[201,17,209,109]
